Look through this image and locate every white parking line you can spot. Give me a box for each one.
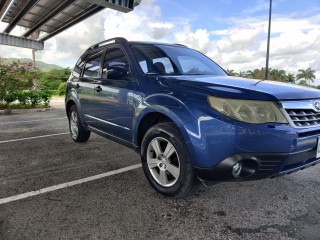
[0,132,69,144]
[0,164,142,205]
[0,117,67,125]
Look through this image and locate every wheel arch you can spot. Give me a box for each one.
[134,107,197,164]
[65,90,85,123]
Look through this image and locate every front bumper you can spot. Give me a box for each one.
[183,114,320,181]
[195,150,320,181]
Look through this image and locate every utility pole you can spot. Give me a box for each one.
[265,0,272,80]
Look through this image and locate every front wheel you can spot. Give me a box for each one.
[141,122,198,198]
[68,105,91,142]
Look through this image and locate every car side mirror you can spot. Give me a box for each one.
[106,65,129,79]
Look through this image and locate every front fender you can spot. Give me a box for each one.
[133,93,202,164]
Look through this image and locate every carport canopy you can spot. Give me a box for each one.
[0,0,141,50]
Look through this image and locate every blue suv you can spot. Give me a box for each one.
[66,37,320,197]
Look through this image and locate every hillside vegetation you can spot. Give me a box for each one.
[1,58,63,72]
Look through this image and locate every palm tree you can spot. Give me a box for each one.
[246,69,263,80]
[238,71,247,78]
[226,69,238,76]
[296,68,316,85]
[269,69,287,82]
[286,73,296,84]
[246,70,254,79]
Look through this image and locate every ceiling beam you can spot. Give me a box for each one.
[0,1,6,16]
[39,5,104,42]
[0,32,44,49]
[3,0,38,34]
[23,0,76,38]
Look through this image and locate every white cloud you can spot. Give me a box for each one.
[0,0,319,85]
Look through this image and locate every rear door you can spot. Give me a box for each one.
[77,50,104,124]
[93,46,137,142]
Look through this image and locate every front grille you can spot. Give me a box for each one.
[285,109,320,127]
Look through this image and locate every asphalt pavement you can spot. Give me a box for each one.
[0,99,319,240]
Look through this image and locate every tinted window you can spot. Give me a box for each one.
[132,44,227,76]
[102,48,129,79]
[83,51,103,78]
[73,57,86,77]
[152,57,174,74]
[178,56,213,74]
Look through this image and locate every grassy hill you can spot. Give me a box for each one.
[0,58,63,72]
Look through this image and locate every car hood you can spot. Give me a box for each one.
[158,75,320,101]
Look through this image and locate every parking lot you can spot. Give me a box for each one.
[0,100,319,240]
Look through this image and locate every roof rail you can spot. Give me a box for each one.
[174,43,187,48]
[86,37,128,51]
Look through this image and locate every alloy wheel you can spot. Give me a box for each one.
[147,137,180,187]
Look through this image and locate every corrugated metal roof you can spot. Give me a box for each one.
[0,0,140,41]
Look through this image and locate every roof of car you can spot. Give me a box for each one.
[129,41,187,48]
[85,37,187,52]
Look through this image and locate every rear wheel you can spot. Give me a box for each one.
[68,105,90,142]
[141,122,198,198]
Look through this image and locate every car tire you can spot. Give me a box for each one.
[141,122,198,198]
[68,105,91,142]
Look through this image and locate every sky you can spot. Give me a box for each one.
[0,0,319,84]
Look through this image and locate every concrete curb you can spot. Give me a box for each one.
[0,107,56,115]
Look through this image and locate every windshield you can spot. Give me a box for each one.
[131,44,227,76]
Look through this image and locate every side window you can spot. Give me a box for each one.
[72,57,86,77]
[102,47,129,80]
[152,57,174,74]
[131,45,175,75]
[83,51,103,78]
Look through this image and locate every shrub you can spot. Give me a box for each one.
[39,91,52,107]
[16,91,29,105]
[28,90,42,106]
[4,92,17,104]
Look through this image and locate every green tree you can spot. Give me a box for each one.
[238,71,247,78]
[226,69,238,76]
[38,68,71,94]
[296,68,316,85]
[269,69,287,82]
[286,73,296,84]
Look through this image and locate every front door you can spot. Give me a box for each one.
[94,47,137,142]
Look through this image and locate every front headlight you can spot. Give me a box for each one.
[208,96,287,124]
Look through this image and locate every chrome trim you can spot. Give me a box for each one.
[280,100,320,112]
[280,100,320,129]
[85,114,130,131]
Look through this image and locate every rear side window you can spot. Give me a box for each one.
[72,57,86,77]
[83,51,103,78]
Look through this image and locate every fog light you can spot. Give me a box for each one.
[232,162,242,177]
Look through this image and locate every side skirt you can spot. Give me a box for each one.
[87,125,139,153]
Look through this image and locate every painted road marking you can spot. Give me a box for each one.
[0,164,142,205]
[0,117,67,125]
[0,132,69,144]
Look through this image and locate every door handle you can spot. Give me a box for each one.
[95,86,102,92]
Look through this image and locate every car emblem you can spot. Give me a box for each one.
[314,101,320,111]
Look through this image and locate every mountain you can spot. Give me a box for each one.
[0,58,63,72]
